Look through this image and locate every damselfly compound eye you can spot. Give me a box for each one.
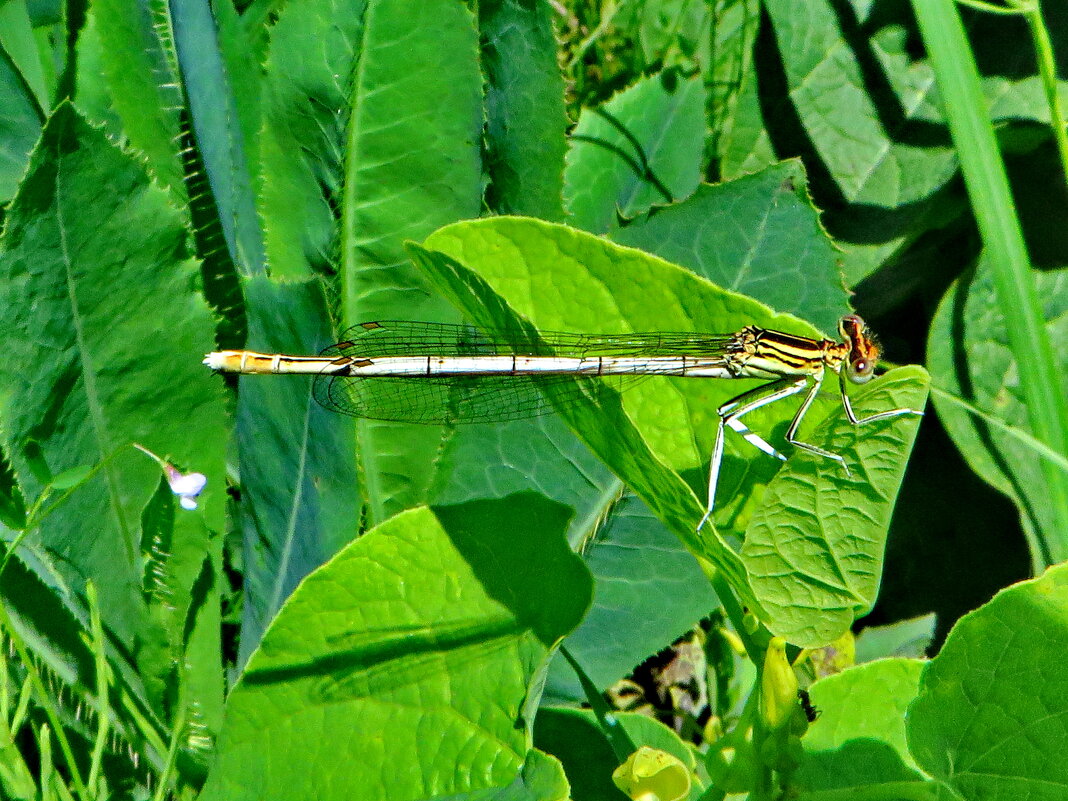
[848,356,876,384]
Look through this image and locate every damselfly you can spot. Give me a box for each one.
[204,314,922,529]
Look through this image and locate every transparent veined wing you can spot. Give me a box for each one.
[312,320,735,424]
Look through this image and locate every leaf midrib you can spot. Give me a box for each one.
[56,150,135,563]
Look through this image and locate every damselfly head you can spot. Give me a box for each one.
[838,314,880,384]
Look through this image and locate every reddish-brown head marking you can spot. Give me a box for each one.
[838,314,879,384]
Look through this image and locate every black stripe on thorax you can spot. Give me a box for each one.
[751,329,827,369]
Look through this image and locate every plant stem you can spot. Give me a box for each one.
[1021,3,1068,184]
[85,582,110,792]
[912,0,1068,563]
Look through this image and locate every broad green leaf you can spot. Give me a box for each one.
[908,564,1068,801]
[258,0,367,280]
[703,0,759,168]
[335,0,482,322]
[417,217,831,609]
[172,0,264,275]
[232,276,361,667]
[214,0,263,179]
[429,414,617,544]
[422,217,822,484]
[85,0,248,349]
[0,102,228,651]
[545,491,719,702]
[481,0,567,220]
[928,261,1068,567]
[795,659,926,792]
[232,0,277,62]
[736,0,956,207]
[0,0,51,110]
[429,420,607,510]
[87,0,187,199]
[612,160,848,333]
[715,0,772,179]
[0,31,42,202]
[742,366,928,647]
[199,498,591,801]
[260,0,483,523]
[419,216,924,635]
[565,72,705,233]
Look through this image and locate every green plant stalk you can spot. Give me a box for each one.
[930,385,1068,472]
[152,699,187,801]
[14,446,126,538]
[0,647,37,800]
[3,527,169,782]
[0,639,7,722]
[0,722,37,800]
[706,568,766,670]
[951,0,1068,180]
[12,674,32,735]
[1,528,91,800]
[117,686,169,767]
[0,448,173,784]
[84,582,110,792]
[911,0,1068,561]
[39,723,54,801]
[1022,4,1068,185]
[741,687,777,801]
[558,645,637,762]
[55,775,76,801]
[953,0,1025,14]
[0,602,90,801]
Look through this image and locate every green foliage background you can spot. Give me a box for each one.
[0,0,1065,799]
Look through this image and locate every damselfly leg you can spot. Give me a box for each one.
[697,365,922,531]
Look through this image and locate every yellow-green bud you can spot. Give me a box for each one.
[759,637,798,732]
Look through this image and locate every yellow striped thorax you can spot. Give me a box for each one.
[732,314,880,383]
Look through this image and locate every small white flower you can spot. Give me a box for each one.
[164,465,208,510]
[134,444,206,511]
